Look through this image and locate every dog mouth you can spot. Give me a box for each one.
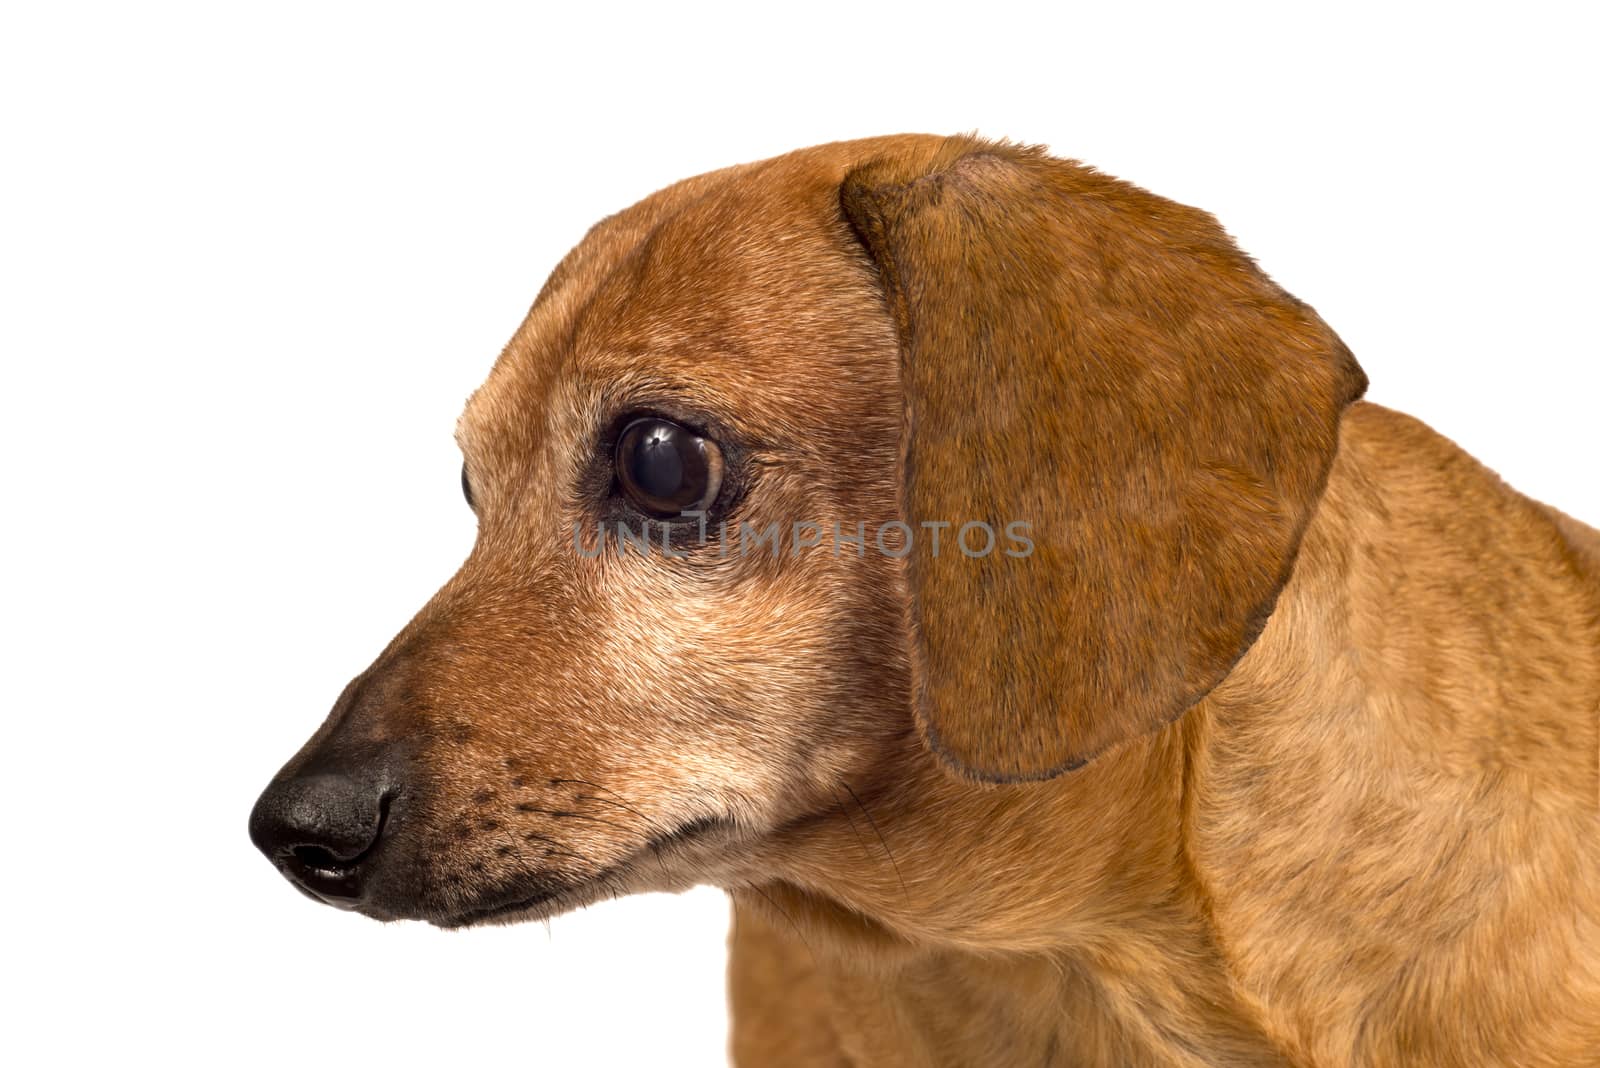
[434,813,737,928]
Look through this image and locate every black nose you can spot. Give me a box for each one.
[249,772,391,906]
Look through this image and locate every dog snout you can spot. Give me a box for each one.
[249,769,394,907]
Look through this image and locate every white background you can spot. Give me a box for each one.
[2,3,1595,1065]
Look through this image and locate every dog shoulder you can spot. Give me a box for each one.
[1185,399,1600,1064]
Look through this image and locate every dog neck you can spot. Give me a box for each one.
[742,715,1290,1064]
[742,402,1600,1068]
[742,696,1294,1065]
[738,402,1600,1065]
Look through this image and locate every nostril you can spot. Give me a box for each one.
[249,772,395,904]
[291,844,349,874]
[286,793,391,873]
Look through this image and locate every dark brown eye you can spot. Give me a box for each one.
[614,418,724,518]
[461,463,474,510]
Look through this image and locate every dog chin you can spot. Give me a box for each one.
[423,814,744,930]
[430,873,635,929]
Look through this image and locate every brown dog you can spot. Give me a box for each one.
[250,135,1600,1066]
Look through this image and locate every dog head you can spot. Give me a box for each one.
[249,135,1364,928]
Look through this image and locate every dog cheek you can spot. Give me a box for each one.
[593,576,891,823]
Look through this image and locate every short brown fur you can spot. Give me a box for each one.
[263,135,1600,1066]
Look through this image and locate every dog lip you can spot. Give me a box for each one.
[646,813,731,851]
[275,851,367,903]
[287,876,365,911]
[437,813,737,928]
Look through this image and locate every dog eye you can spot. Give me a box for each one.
[614,417,724,518]
[461,464,474,510]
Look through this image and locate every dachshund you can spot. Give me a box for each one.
[250,134,1600,1066]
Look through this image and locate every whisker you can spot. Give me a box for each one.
[492,816,530,872]
[843,782,909,901]
[576,795,676,879]
[553,778,689,880]
[520,831,587,863]
[518,804,633,834]
[830,784,872,861]
[735,884,819,969]
[551,779,666,830]
[571,794,676,875]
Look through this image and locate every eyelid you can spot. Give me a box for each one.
[598,392,755,452]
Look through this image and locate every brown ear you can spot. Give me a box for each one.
[841,137,1366,782]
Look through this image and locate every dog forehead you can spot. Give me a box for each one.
[575,188,883,386]
[461,144,909,452]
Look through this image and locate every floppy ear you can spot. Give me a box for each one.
[841,137,1367,783]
